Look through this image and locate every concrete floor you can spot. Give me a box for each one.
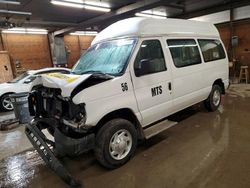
[0,84,250,188]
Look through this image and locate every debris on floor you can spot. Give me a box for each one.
[0,112,19,131]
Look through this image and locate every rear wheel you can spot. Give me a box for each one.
[94,118,137,169]
[0,94,14,111]
[204,85,222,112]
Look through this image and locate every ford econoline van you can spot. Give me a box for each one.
[25,17,229,185]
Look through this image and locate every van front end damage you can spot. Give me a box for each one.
[25,86,95,187]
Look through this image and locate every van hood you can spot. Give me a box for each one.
[36,73,113,98]
[38,73,92,97]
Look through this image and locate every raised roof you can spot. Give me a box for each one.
[92,17,220,45]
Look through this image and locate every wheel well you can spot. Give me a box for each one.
[0,92,15,99]
[94,108,144,140]
[213,79,225,94]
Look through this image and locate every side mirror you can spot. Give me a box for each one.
[135,59,152,77]
[24,78,32,84]
[24,76,36,84]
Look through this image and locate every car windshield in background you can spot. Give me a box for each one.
[8,72,30,83]
[72,39,136,76]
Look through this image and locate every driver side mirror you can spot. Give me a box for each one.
[135,59,153,77]
[24,76,36,84]
[24,78,32,84]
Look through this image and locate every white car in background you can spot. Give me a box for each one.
[0,67,70,111]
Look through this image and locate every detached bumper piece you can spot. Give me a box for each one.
[25,123,81,187]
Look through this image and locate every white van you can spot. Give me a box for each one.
[26,17,229,180]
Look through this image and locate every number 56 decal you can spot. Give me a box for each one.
[121,83,128,92]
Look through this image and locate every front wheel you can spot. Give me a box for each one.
[204,85,222,112]
[0,94,14,111]
[94,118,137,169]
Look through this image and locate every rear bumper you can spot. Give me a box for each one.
[25,119,95,187]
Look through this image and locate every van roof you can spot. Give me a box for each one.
[92,17,220,45]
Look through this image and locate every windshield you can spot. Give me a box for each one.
[72,39,136,75]
[8,72,30,83]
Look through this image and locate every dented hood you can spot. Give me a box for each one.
[38,73,92,97]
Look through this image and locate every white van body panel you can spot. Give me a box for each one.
[163,36,229,112]
[129,37,173,126]
[73,72,142,126]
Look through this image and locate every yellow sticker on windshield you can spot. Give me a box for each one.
[46,73,80,83]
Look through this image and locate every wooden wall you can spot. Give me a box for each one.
[0,34,4,51]
[1,33,52,75]
[64,35,95,68]
[217,19,250,68]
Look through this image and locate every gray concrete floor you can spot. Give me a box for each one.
[0,84,250,188]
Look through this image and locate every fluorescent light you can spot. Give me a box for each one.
[70,31,98,36]
[50,0,111,12]
[51,0,84,8]
[2,28,48,34]
[84,5,110,12]
[142,10,167,17]
[0,0,21,5]
[85,1,110,8]
[135,13,167,19]
[63,0,83,3]
[0,9,31,16]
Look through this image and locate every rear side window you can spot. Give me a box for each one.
[198,39,226,62]
[167,39,201,68]
[134,40,166,76]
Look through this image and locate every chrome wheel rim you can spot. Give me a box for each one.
[2,96,13,110]
[109,129,132,160]
[213,90,221,107]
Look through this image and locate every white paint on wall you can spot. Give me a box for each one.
[234,5,250,20]
[189,10,230,24]
[189,5,250,24]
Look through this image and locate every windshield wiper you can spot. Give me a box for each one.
[79,70,114,79]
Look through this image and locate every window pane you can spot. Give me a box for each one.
[134,40,166,76]
[198,39,226,62]
[167,39,201,68]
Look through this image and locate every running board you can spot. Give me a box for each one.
[143,120,177,139]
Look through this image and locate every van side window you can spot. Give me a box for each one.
[134,40,166,76]
[198,39,226,62]
[167,39,201,68]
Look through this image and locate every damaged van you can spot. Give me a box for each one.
[25,17,229,186]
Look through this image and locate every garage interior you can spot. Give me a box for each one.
[0,0,250,188]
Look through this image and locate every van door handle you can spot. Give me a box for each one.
[168,82,172,91]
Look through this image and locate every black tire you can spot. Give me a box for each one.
[0,94,14,111]
[204,85,222,112]
[94,118,137,169]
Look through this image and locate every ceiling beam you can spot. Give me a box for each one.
[54,0,179,36]
[162,3,185,10]
[175,0,250,19]
[23,20,78,27]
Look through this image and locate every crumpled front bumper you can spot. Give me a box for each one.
[25,119,95,187]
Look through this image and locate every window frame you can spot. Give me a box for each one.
[167,38,202,68]
[197,39,226,63]
[134,39,167,77]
